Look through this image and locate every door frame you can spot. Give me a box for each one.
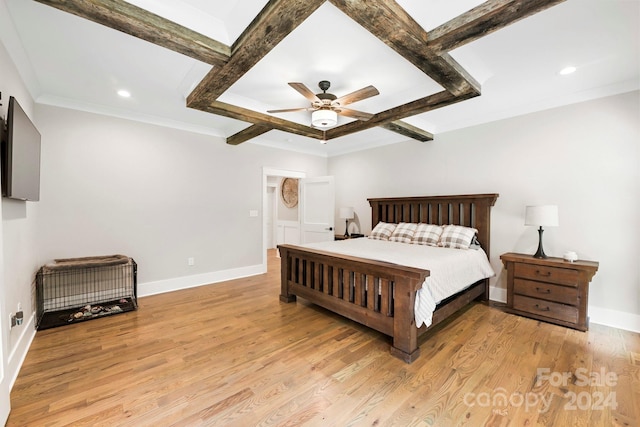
[265,184,277,250]
[262,167,306,272]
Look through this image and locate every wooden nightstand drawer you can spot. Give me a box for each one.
[514,263,579,287]
[501,252,598,331]
[513,295,579,324]
[513,279,578,305]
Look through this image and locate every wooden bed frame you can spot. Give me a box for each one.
[278,193,499,363]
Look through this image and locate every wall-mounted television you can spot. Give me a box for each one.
[1,96,41,201]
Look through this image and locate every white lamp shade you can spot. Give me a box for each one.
[311,109,337,128]
[339,207,354,220]
[525,205,559,227]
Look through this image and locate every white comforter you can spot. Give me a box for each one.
[302,238,495,328]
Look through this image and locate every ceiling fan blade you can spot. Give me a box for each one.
[267,107,311,113]
[288,82,322,103]
[333,85,379,107]
[337,108,374,121]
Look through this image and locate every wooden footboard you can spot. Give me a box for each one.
[279,244,430,362]
[278,193,498,363]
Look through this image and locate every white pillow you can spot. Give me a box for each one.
[411,224,443,246]
[368,222,397,241]
[438,225,478,249]
[389,222,418,243]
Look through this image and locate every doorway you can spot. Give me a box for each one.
[262,168,306,272]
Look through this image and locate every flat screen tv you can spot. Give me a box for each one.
[1,96,41,201]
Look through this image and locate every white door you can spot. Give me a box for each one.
[300,176,335,244]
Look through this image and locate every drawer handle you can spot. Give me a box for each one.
[536,287,551,294]
[534,304,551,312]
[535,270,552,277]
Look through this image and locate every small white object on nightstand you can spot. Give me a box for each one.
[563,251,578,262]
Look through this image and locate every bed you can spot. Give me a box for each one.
[278,193,499,363]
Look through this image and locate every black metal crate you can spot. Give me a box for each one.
[35,255,137,330]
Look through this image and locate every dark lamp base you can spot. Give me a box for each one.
[533,226,548,258]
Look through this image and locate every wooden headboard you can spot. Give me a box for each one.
[368,194,499,256]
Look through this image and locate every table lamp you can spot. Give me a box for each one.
[339,207,354,238]
[525,205,559,258]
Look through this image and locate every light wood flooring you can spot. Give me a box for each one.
[8,250,640,426]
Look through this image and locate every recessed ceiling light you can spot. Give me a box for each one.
[117,89,131,98]
[559,66,577,76]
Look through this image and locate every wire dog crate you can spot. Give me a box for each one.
[36,254,137,330]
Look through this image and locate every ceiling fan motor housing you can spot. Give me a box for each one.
[316,80,338,106]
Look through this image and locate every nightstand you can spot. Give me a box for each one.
[500,252,599,331]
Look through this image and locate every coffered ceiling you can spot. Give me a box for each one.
[2,0,638,156]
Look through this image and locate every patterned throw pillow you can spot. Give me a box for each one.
[389,222,418,243]
[411,223,443,246]
[439,225,478,249]
[368,222,397,240]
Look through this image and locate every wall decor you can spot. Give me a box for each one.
[281,177,299,208]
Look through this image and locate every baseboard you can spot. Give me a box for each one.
[8,312,36,389]
[138,264,264,297]
[489,285,640,333]
[588,306,640,333]
[489,285,507,303]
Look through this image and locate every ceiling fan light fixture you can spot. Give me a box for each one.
[311,109,337,128]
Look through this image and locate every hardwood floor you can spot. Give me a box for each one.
[8,250,639,426]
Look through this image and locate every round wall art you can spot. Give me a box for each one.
[281,178,299,208]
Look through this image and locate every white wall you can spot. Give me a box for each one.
[0,33,40,397]
[329,91,640,330]
[35,105,327,290]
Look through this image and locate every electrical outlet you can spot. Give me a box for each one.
[188,257,195,266]
[15,311,24,326]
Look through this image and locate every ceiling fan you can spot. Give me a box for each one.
[267,80,379,129]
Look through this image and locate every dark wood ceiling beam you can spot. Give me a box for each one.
[186,0,326,109]
[377,89,479,123]
[380,121,433,142]
[203,101,324,140]
[34,0,230,67]
[218,108,437,145]
[427,0,567,53]
[226,120,434,144]
[328,0,480,96]
[325,90,478,140]
[212,100,436,144]
[227,124,273,145]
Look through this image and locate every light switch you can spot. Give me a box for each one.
[249,210,259,217]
